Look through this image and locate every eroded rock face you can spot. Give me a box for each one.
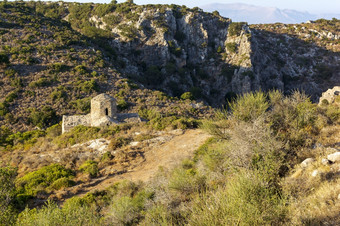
[88,7,338,105]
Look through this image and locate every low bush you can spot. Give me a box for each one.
[16,164,74,196]
[229,91,269,122]
[28,77,53,88]
[228,22,246,36]
[69,97,91,113]
[180,92,194,100]
[109,137,131,150]
[53,125,100,147]
[117,99,129,111]
[0,52,9,66]
[79,160,99,178]
[225,42,237,53]
[188,172,287,225]
[28,106,58,129]
[16,200,101,226]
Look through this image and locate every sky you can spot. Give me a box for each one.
[42,0,340,14]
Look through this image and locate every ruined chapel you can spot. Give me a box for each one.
[62,93,139,133]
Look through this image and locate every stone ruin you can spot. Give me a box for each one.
[318,86,340,105]
[62,93,140,134]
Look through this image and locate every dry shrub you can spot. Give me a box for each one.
[188,171,287,226]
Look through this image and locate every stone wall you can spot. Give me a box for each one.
[62,114,91,134]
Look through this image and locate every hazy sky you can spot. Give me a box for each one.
[47,0,340,14]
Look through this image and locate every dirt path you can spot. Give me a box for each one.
[114,129,211,182]
[67,129,211,196]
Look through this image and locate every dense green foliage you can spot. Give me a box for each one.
[16,164,74,197]
[228,22,247,36]
[79,160,99,178]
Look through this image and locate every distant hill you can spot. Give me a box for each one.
[200,3,338,24]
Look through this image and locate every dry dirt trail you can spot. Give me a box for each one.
[63,129,211,198]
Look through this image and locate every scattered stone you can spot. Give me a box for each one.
[327,152,340,163]
[130,141,140,146]
[311,170,319,177]
[321,158,332,165]
[301,158,315,168]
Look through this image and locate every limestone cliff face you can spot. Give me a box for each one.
[85,5,340,105]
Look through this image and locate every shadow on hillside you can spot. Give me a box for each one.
[249,28,340,101]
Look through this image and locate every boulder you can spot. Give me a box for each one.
[327,152,340,163]
[301,158,315,168]
[321,158,331,165]
[311,170,319,177]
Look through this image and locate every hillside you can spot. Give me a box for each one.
[0,1,339,133]
[0,1,340,225]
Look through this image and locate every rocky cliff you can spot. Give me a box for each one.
[75,3,339,104]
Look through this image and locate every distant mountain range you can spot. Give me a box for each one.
[200,3,340,24]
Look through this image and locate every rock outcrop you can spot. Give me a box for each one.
[83,5,339,105]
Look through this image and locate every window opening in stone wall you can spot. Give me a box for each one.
[105,108,108,116]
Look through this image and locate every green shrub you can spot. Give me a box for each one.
[180,92,194,100]
[118,24,138,40]
[50,89,67,101]
[109,137,131,150]
[188,172,287,225]
[7,129,46,148]
[0,52,9,66]
[48,63,67,73]
[4,68,16,78]
[74,65,87,75]
[28,77,52,88]
[168,166,206,195]
[226,42,237,53]
[16,200,101,226]
[49,177,76,190]
[28,106,58,129]
[10,77,23,88]
[0,126,13,148]
[16,164,74,196]
[106,189,153,225]
[117,99,129,111]
[0,102,9,117]
[79,160,99,178]
[69,97,91,113]
[78,79,98,93]
[5,91,18,103]
[101,151,114,161]
[228,22,246,36]
[54,125,100,147]
[142,204,174,225]
[229,91,269,122]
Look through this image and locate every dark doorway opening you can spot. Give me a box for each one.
[105,108,108,116]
